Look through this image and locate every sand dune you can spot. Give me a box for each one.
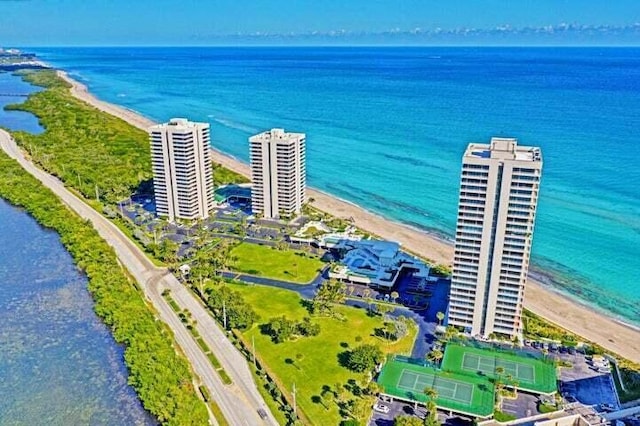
[57,71,640,363]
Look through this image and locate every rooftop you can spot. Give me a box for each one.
[249,128,305,144]
[465,137,542,163]
[149,118,209,131]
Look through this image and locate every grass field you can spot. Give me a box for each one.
[229,242,325,283]
[441,344,557,394]
[378,359,495,417]
[228,283,417,425]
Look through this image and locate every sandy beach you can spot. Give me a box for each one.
[58,71,640,363]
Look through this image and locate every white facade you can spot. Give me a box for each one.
[448,137,542,338]
[250,128,306,219]
[149,118,214,222]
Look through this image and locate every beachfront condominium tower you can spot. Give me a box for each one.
[448,137,542,338]
[148,118,214,222]
[250,128,306,219]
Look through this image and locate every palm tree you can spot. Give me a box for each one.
[436,311,445,326]
[494,367,505,408]
[424,386,438,403]
[426,349,444,366]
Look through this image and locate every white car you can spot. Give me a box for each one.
[373,403,390,414]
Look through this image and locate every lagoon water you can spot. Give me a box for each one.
[29,47,640,325]
[0,73,154,425]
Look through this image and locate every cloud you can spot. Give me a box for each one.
[195,22,640,44]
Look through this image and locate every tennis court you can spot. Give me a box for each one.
[398,369,474,405]
[442,343,557,394]
[377,358,495,417]
[462,352,535,382]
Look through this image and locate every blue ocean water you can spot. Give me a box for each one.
[0,73,154,425]
[31,47,640,325]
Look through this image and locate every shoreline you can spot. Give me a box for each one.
[56,70,640,363]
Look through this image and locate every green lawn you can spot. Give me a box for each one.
[229,242,325,283]
[227,283,417,425]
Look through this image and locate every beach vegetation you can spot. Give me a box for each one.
[0,151,209,425]
[213,162,250,186]
[7,70,152,205]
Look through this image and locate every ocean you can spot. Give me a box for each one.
[30,47,640,326]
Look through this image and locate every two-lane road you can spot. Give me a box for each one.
[0,129,278,426]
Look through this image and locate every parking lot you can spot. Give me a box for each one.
[369,397,473,426]
[557,352,619,409]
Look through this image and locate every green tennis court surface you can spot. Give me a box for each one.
[442,343,557,393]
[398,369,475,405]
[378,359,495,417]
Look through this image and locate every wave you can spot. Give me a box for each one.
[211,117,260,134]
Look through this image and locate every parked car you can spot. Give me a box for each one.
[373,403,390,414]
[568,347,576,355]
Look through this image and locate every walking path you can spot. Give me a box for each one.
[0,129,277,426]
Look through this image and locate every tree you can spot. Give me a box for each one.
[346,344,384,373]
[436,311,445,326]
[377,303,393,317]
[426,349,444,366]
[319,388,332,410]
[206,285,258,330]
[393,316,409,340]
[494,366,505,407]
[394,415,423,426]
[312,280,346,315]
[296,316,321,337]
[366,381,382,396]
[265,316,297,343]
[423,388,440,426]
[157,238,179,263]
[423,387,438,401]
[443,326,458,342]
[390,291,400,303]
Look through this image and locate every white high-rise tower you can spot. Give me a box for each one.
[250,128,306,219]
[148,118,214,222]
[448,137,542,338]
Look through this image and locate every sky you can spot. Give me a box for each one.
[1,0,639,46]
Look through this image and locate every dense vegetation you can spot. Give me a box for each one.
[0,152,208,424]
[7,69,152,204]
[213,161,250,186]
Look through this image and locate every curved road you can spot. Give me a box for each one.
[0,129,277,426]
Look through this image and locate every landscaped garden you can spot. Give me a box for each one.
[220,282,417,425]
[229,242,325,283]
